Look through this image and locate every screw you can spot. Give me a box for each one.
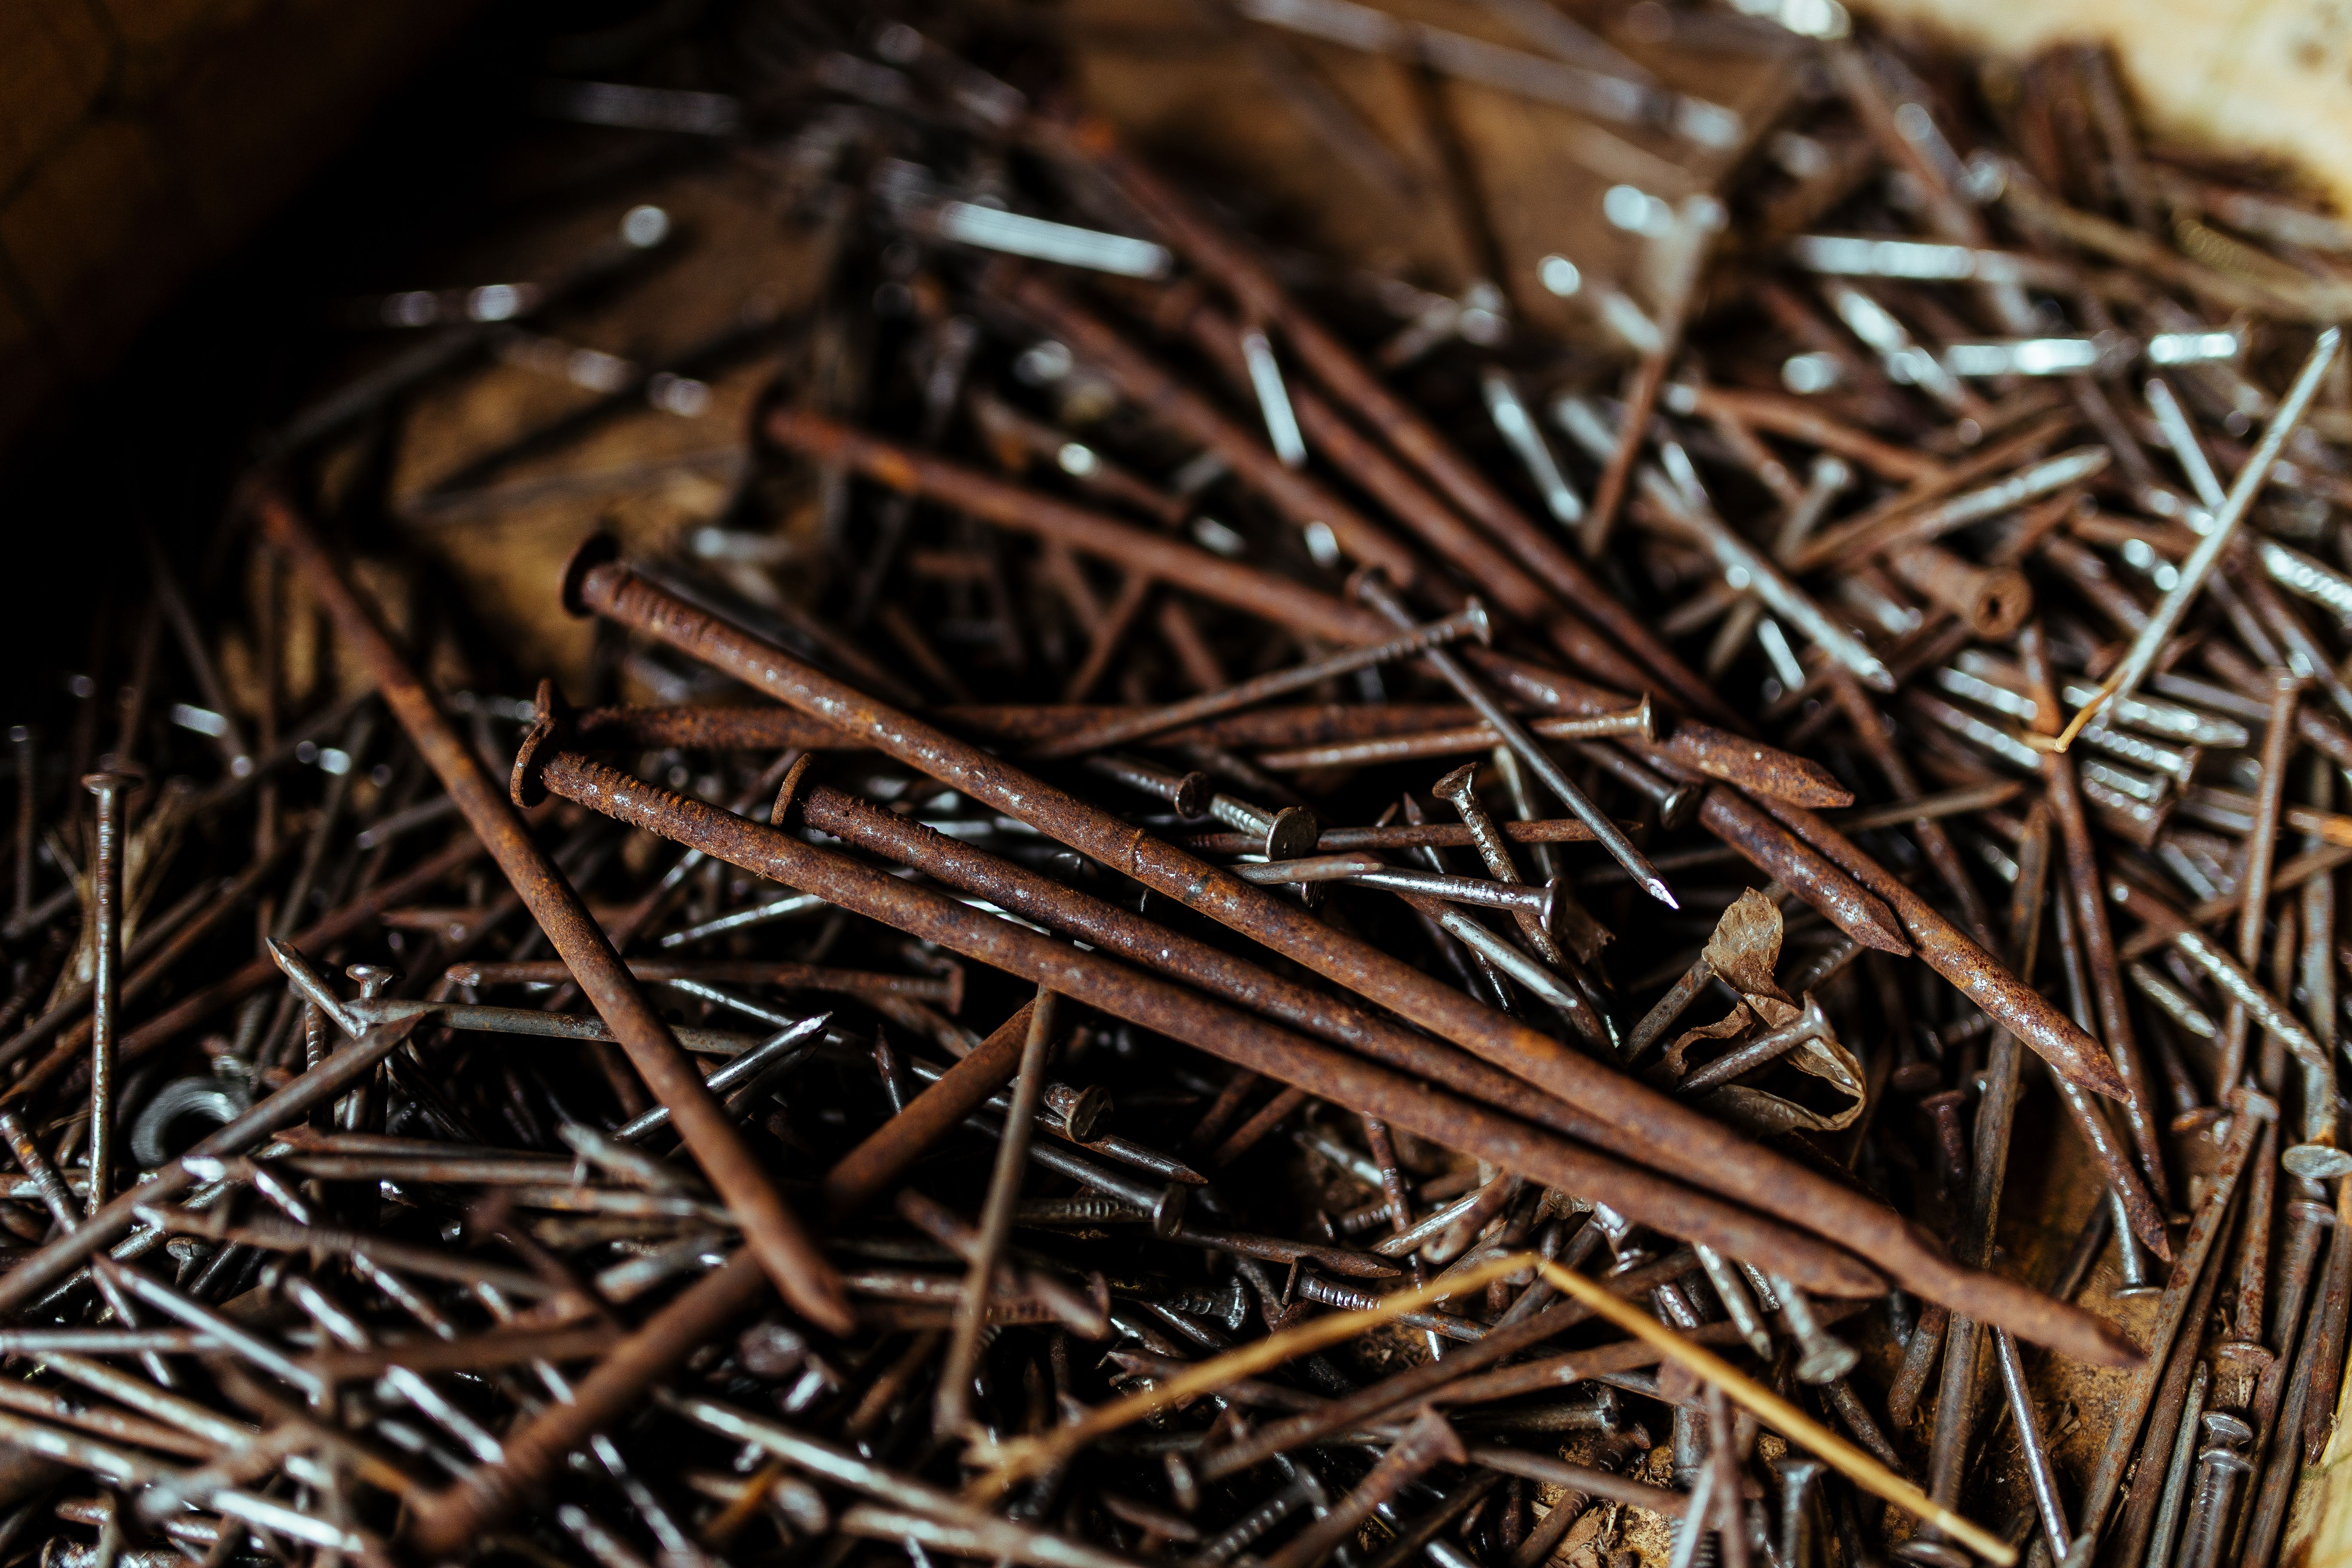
[1014,1196,1145,1225]
[1147,1276,1249,1332]
[1291,1272,1486,1343]
[965,1099,1191,1236]
[261,490,855,1344]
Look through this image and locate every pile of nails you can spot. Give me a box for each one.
[9,3,2352,1568]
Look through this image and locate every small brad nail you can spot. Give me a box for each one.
[1432,763,1565,969]
[2173,1410,2255,1568]
[1771,1273,1859,1384]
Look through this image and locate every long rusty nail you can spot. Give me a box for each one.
[1063,125,1736,723]
[937,984,1060,1436]
[1753,793,2131,1101]
[1825,665,1996,948]
[250,490,851,1337]
[2049,881,2174,1258]
[563,536,2140,1365]
[521,744,1878,1292]
[80,769,137,1217]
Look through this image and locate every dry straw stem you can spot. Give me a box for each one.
[1529,1259,2012,1565]
[970,1247,2009,1564]
[966,1250,1534,1495]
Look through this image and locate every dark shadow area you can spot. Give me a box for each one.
[0,0,682,734]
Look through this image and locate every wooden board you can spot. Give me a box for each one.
[1859,0,2352,210]
[0,0,479,457]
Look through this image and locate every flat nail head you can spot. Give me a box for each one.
[530,676,574,729]
[1797,1339,1860,1383]
[510,714,560,808]
[1148,1182,1192,1237]
[560,532,623,618]
[771,753,819,827]
[2200,1409,2254,1446]
[1264,807,1320,861]
[1432,765,1478,805]
[1659,782,1703,830]
[2282,1143,2352,1179]
[1062,1086,1115,1142]
[1173,772,1212,818]
[344,965,398,1000]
